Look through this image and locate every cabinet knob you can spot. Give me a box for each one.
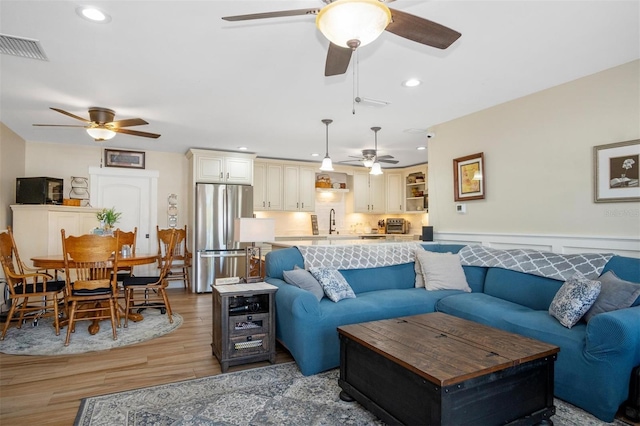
[219,172,223,179]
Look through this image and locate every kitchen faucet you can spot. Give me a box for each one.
[329,209,336,234]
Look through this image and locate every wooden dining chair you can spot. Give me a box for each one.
[156,225,191,290]
[0,227,66,340]
[123,228,177,326]
[114,227,137,281]
[61,230,120,346]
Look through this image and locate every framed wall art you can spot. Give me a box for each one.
[104,149,146,169]
[594,139,639,203]
[453,152,485,201]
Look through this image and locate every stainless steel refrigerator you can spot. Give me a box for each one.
[194,183,253,293]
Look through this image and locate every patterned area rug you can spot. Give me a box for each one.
[75,362,630,426]
[0,310,182,355]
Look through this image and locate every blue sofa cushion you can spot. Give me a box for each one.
[340,262,415,294]
[483,267,564,311]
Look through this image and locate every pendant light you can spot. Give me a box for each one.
[319,119,334,171]
[86,127,116,141]
[369,126,383,175]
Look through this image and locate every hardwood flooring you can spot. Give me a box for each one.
[0,289,294,425]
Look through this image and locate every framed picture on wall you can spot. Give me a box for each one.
[104,149,146,169]
[453,152,485,201]
[594,139,639,203]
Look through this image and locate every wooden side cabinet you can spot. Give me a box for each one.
[211,282,278,372]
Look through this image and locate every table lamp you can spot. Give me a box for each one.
[233,218,275,283]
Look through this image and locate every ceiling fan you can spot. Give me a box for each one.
[341,126,399,167]
[222,0,461,76]
[33,107,161,141]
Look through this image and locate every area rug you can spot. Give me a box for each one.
[75,362,630,426]
[0,310,182,355]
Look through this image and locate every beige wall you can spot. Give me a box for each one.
[21,142,190,230]
[0,123,26,229]
[428,60,640,239]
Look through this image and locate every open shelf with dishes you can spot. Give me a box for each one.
[406,171,427,213]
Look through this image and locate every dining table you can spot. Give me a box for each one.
[31,253,159,335]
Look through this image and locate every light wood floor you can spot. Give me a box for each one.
[0,289,294,425]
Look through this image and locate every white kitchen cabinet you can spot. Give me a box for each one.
[187,149,254,185]
[386,172,404,213]
[10,205,101,267]
[283,166,315,212]
[353,172,386,214]
[254,162,283,211]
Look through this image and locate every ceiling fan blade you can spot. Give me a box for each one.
[376,155,395,160]
[337,159,363,163]
[112,128,160,139]
[109,118,149,128]
[386,8,461,49]
[50,107,91,123]
[379,158,399,164]
[32,124,88,128]
[325,43,353,76]
[222,8,321,21]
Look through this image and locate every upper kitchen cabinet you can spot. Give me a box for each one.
[386,172,404,213]
[353,171,385,214]
[283,165,315,212]
[187,149,255,185]
[254,161,283,211]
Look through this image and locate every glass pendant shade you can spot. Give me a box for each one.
[86,127,116,141]
[320,156,334,171]
[362,158,374,168]
[316,0,391,48]
[370,162,383,175]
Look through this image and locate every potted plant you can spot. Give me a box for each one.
[97,207,122,231]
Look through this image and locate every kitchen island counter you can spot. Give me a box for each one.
[271,238,419,249]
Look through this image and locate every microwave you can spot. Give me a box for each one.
[16,177,64,205]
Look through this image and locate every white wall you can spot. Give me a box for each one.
[428,60,639,251]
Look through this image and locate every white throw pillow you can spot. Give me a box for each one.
[309,267,356,303]
[415,250,471,292]
[414,251,425,288]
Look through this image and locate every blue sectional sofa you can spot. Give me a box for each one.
[264,243,640,422]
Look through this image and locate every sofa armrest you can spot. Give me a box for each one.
[266,278,322,318]
[585,305,640,366]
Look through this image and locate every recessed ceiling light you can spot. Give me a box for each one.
[403,128,428,134]
[76,6,112,23]
[417,146,426,151]
[402,78,421,87]
[311,153,319,157]
[237,146,248,150]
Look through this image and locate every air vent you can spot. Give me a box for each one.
[0,33,48,61]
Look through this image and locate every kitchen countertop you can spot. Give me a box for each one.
[275,234,419,241]
[271,239,419,248]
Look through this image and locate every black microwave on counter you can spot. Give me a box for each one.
[16,177,64,205]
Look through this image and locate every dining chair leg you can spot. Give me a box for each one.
[160,289,173,323]
[1,302,18,340]
[52,295,60,336]
[108,299,118,341]
[16,297,27,329]
[65,301,78,346]
[124,288,132,328]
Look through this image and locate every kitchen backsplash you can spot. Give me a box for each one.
[256,191,428,236]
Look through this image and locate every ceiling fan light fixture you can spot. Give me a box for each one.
[362,158,374,168]
[86,127,116,141]
[370,162,383,175]
[316,0,391,49]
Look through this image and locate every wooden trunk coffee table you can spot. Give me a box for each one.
[338,312,560,426]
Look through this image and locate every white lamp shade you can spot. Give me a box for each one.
[370,162,383,175]
[86,127,116,140]
[233,218,275,243]
[362,158,374,168]
[316,0,391,48]
[319,156,334,171]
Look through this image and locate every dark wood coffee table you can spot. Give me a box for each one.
[338,312,560,426]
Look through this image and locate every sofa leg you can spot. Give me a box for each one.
[624,365,640,422]
[339,390,355,402]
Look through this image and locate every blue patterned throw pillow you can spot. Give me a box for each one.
[309,267,356,303]
[549,272,601,328]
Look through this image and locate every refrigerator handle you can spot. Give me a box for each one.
[222,187,227,244]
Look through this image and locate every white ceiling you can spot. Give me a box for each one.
[1,1,638,168]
